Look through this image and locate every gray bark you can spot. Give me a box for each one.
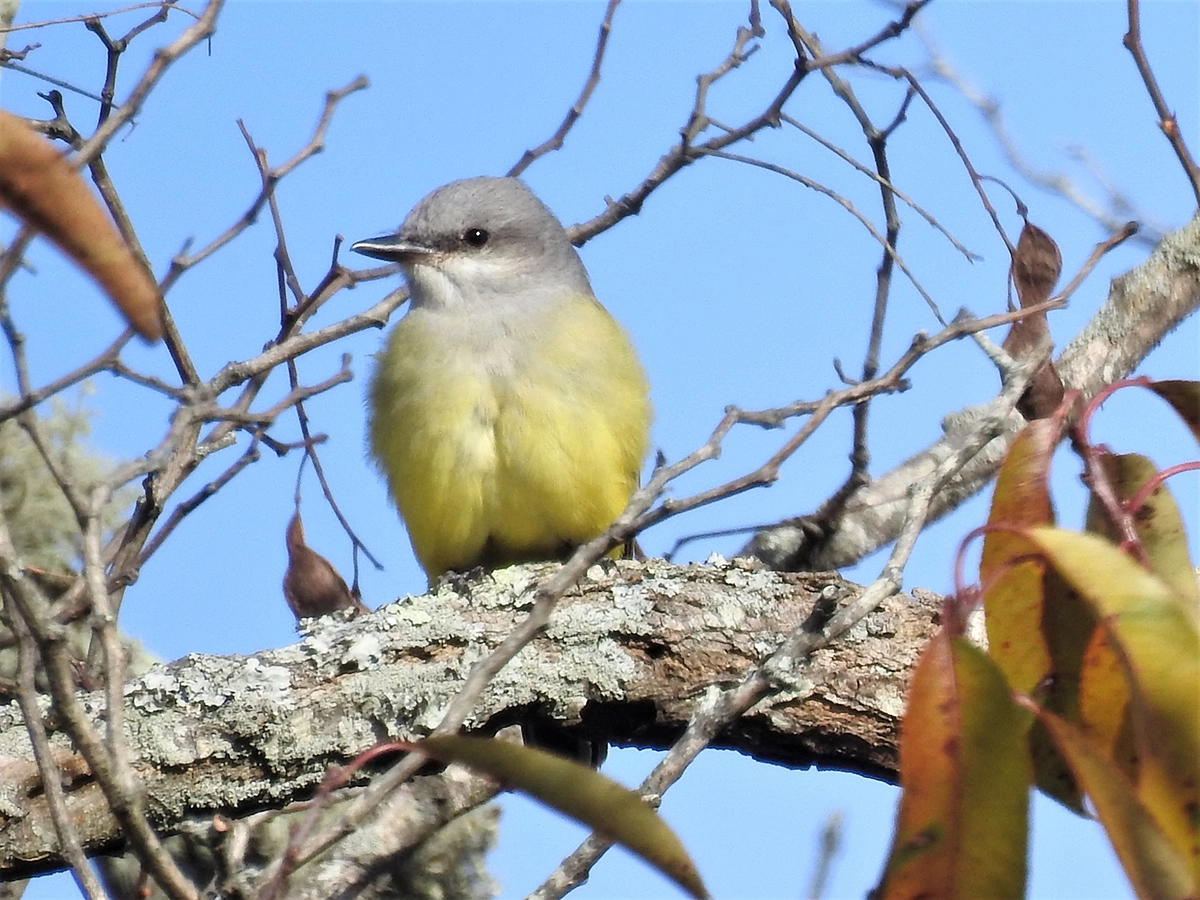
[0,558,941,879]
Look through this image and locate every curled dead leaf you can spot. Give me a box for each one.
[282,511,367,620]
[1011,219,1062,309]
[1002,218,1065,419]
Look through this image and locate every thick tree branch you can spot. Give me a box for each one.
[0,559,940,878]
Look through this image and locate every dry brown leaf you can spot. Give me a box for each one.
[1011,218,1062,309]
[1003,218,1065,419]
[0,109,162,341]
[282,511,367,620]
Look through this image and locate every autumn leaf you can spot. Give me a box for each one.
[281,512,367,620]
[1024,702,1196,900]
[980,417,1061,696]
[1002,219,1065,420]
[980,418,1085,811]
[1023,527,1200,879]
[875,632,1032,900]
[1085,451,1198,608]
[1147,380,1200,447]
[0,109,162,341]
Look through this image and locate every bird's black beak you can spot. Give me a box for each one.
[351,234,433,263]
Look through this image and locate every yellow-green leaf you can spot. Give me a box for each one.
[876,632,1032,899]
[981,419,1060,695]
[1028,702,1196,900]
[415,735,708,899]
[1085,451,1198,608]
[981,419,1087,811]
[1078,624,1137,781]
[1025,527,1200,875]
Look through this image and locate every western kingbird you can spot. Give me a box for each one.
[353,176,652,582]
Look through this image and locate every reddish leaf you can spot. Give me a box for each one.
[1147,380,1200,446]
[282,512,367,620]
[876,632,1031,899]
[1011,219,1063,308]
[1002,219,1065,419]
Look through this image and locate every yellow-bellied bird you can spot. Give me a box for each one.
[354,177,651,583]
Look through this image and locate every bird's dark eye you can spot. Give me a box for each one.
[463,228,489,247]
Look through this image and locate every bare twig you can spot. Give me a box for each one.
[780,111,978,262]
[1123,0,1200,207]
[915,17,1166,243]
[243,128,386,578]
[564,0,811,246]
[133,437,263,570]
[699,148,944,321]
[0,3,199,35]
[790,19,911,551]
[71,0,223,169]
[163,76,368,291]
[0,523,199,900]
[3,579,107,900]
[801,0,931,69]
[0,59,105,102]
[805,812,843,900]
[508,0,621,177]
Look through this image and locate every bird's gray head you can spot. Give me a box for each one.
[352,176,592,311]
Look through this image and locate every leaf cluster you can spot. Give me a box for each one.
[876,379,1200,899]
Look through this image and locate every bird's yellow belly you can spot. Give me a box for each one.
[369,300,649,579]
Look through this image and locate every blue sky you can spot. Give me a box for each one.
[3,1,1198,897]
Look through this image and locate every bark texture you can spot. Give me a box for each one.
[0,558,941,877]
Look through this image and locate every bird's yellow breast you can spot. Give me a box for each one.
[368,295,651,580]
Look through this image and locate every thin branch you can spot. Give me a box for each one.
[195,360,352,426]
[0,521,199,899]
[805,812,843,900]
[867,59,1014,255]
[681,7,765,145]
[787,19,912,547]
[564,3,804,246]
[508,0,621,178]
[0,331,146,422]
[0,59,105,102]
[702,147,945,322]
[645,300,1059,528]
[1123,0,1200,206]
[780,111,978,262]
[248,126,385,578]
[0,3,199,35]
[800,0,931,69]
[915,18,1166,243]
[161,76,368,290]
[133,436,262,570]
[4,596,107,900]
[70,0,223,169]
